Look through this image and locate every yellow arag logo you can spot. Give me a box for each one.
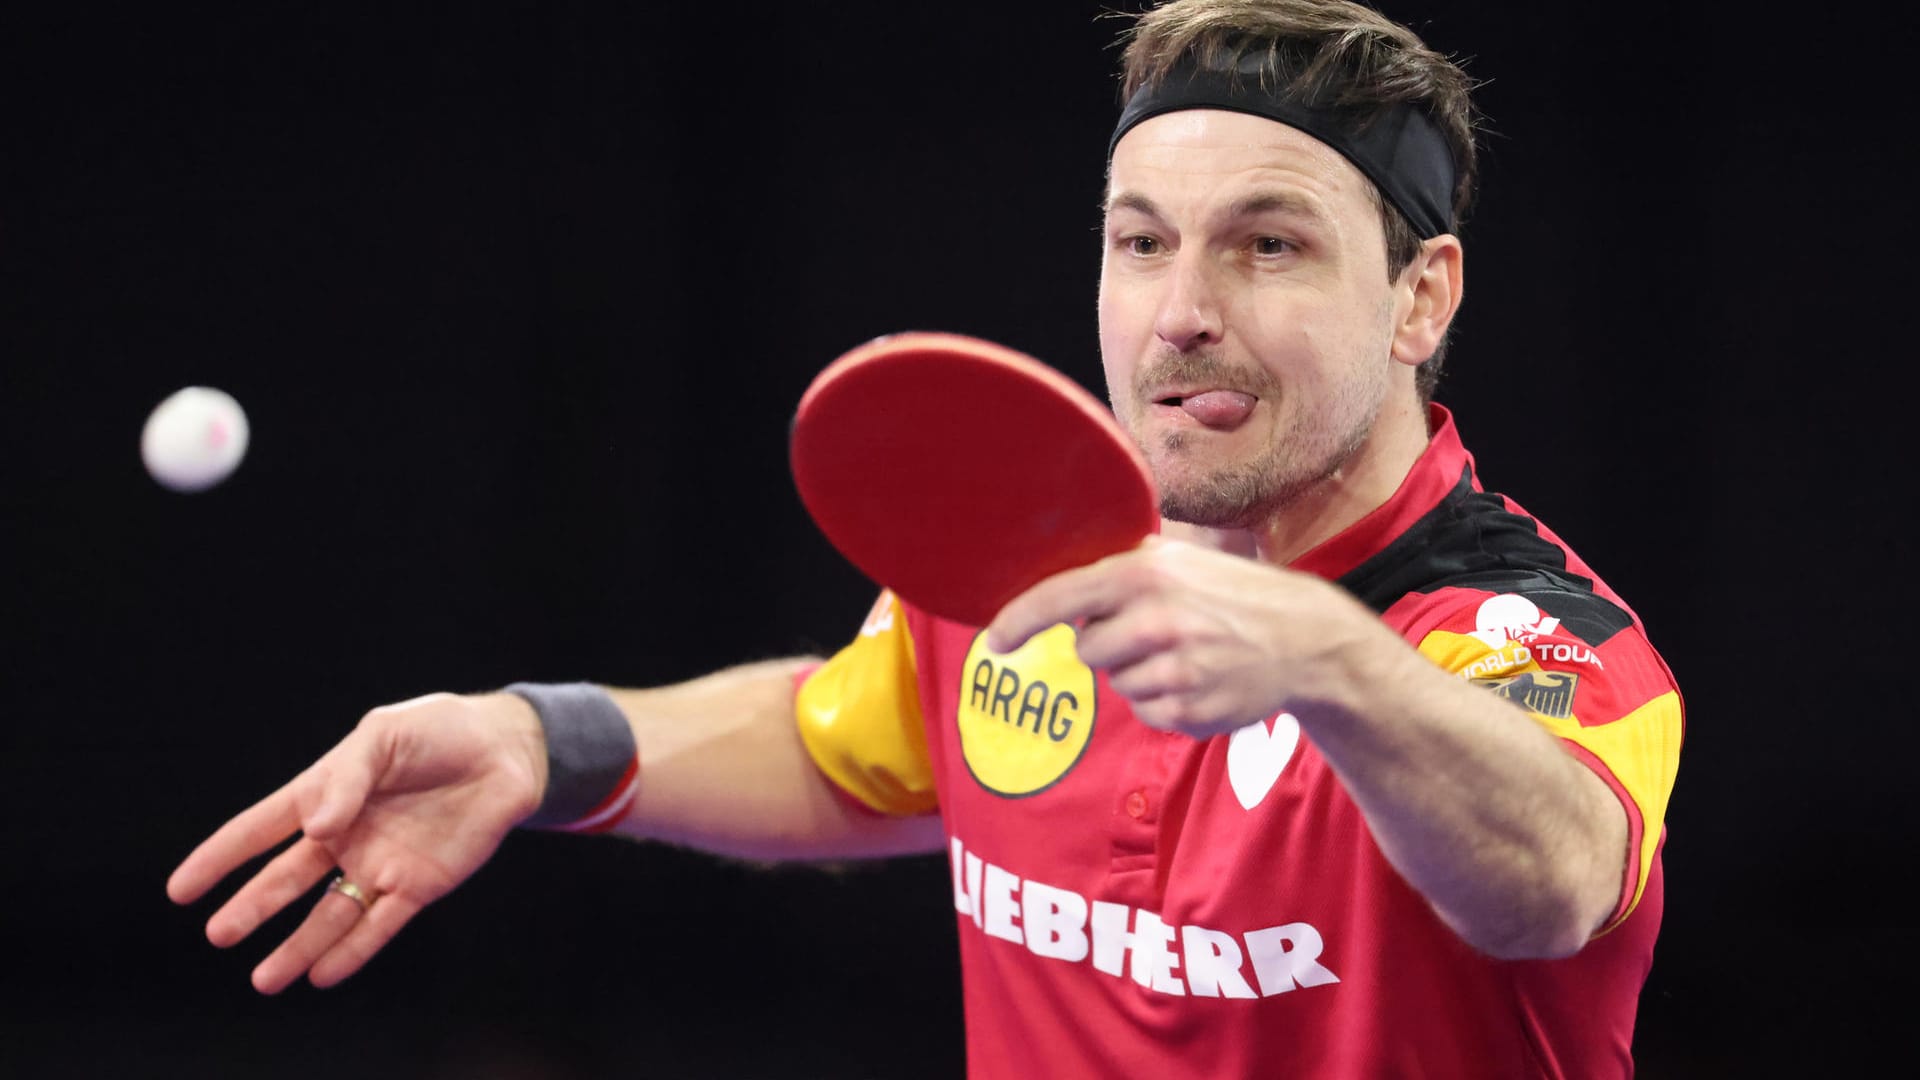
[957,624,1097,797]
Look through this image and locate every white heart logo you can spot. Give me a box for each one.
[1227,713,1300,810]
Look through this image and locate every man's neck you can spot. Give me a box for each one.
[1167,398,1434,567]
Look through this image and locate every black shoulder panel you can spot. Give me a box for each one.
[1336,466,1635,648]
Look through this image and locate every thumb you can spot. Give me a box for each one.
[301,734,380,840]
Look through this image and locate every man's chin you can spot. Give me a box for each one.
[1158,490,1264,531]
[1154,462,1304,531]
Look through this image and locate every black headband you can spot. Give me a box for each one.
[1109,58,1457,239]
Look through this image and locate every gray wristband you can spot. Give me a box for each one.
[504,682,638,830]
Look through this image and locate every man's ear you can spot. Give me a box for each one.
[1391,235,1464,367]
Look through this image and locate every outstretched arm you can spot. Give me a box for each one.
[605,658,945,860]
[989,538,1629,960]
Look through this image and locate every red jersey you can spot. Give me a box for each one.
[795,406,1683,1078]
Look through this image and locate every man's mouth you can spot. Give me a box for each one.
[1153,390,1258,430]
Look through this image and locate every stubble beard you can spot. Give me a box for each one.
[1143,356,1387,531]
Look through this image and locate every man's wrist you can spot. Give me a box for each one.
[1286,583,1416,726]
[502,682,640,833]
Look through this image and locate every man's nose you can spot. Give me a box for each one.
[1154,252,1224,352]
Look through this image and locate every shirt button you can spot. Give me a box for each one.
[1125,791,1149,819]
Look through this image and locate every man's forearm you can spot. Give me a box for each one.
[1294,637,1628,960]
[606,658,944,861]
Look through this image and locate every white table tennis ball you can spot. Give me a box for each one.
[142,386,250,492]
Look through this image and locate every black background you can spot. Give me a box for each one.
[3,3,1912,1077]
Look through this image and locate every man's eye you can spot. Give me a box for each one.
[1127,236,1161,256]
[1253,237,1291,256]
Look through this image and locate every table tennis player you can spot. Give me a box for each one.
[168,2,1684,1075]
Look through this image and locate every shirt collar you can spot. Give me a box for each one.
[1288,403,1474,582]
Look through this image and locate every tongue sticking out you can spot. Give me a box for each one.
[1178,390,1256,429]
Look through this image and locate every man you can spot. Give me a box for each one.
[169,1,1683,1076]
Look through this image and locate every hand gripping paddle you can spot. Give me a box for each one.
[790,331,1159,627]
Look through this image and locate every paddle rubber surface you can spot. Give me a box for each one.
[791,331,1158,627]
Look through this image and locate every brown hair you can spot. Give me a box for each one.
[1115,0,1480,399]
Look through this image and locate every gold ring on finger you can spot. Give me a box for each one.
[327,874,377,913]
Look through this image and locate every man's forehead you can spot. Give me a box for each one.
[1105,109,1368,211]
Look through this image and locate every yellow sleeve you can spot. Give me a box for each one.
[1415,618,1682,930]
[794,590,939,816]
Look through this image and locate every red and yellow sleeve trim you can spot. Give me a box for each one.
[1415,627,1682,930]
[794,590,939,816]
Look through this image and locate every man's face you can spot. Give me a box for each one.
[1099,109,1412,528]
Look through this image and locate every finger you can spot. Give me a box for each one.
[167,772,314,905]
[250,877,378,995]
[204,835,337,949]
[1072,606,1178,673]
[1126,684,1249,741]
[1129,697,1184,734]
[1106,652,1196,706]
[308,891,425,989]
[299,733,383,841]
[170,722,388,907]
[987,549,1141,653]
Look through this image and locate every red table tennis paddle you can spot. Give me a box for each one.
[791,331,1159,627]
